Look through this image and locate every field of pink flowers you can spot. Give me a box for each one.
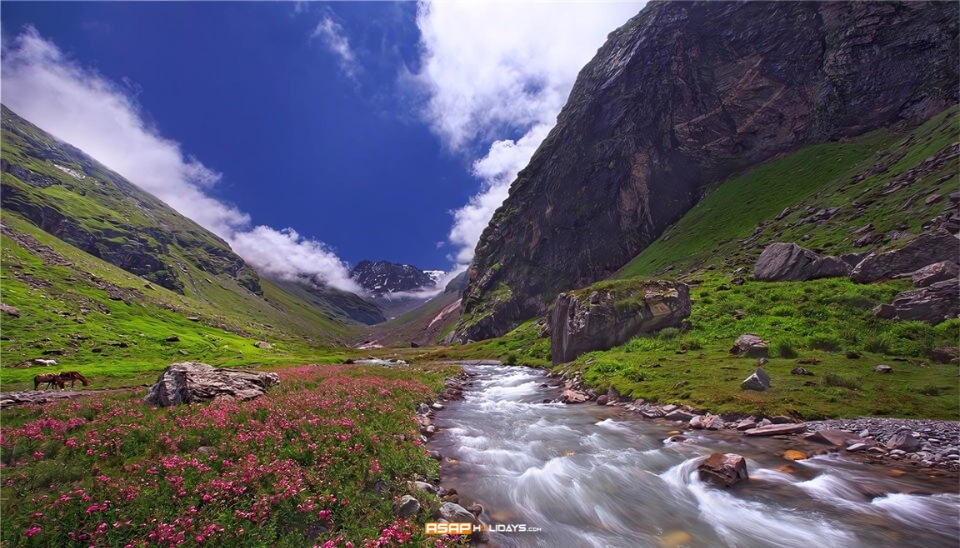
[1,364,466,547]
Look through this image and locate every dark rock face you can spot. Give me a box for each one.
[911,260,959,288]
[850,230,959,283]
[549,281,690,365]
[873,279,959,324]
[144,362,280,407]
[350,260,441,295]
[455,1,959,342]
[754,243,851,282]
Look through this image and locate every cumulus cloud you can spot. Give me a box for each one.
[1,26,361,293]
[311,16,359,78]
[414,1,644,265]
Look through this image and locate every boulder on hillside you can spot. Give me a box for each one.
[0,304,20,317]
[929,347,960,364]
[730,334,768,358]
[754,243,851,282]
[144,362,280,407]
[550,281,690,365]
[254,341,273,349]
[849,230,959,283]
[873,279,959,325]
[741,367,771,391]
[911,261,959,288]
[697,453,749,487]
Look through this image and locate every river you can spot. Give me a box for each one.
[428,364,959,548]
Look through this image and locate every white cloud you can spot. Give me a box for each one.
[311,16,358,78]
[414,0,644,265]
[1,26,361,293]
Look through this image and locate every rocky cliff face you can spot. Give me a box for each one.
[454,1,959,342]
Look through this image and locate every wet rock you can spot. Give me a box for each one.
[929,347,960,364]
[466,503,483,518]
[0,304,21,317]
[730,334,768,358]
[560,390,590,404]
[697,453,749,487]
[596,395,609,406]
[874,279,960,324]
[550,282,691,365]
[887,428,921,452]
[736,418,757,431]
[745,423,808,437]
[394,495,420,518]
[689,415,706,429]
[807,428,857,447]
[427,451,442,461]
[741,367,771,391]
[791,367,814,376]
[850,230,959,283]
[911,261,959,288]
[664,409,695,422]
[754,242,851,281]
[783,450,807,461]
[438,502,478,524]
[875,365,893,373]
[431,402,445,410]
[144,362,280,407]
[254,341,273,349]
[704,415,725,430]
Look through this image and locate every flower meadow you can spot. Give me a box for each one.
[1,364,468,547]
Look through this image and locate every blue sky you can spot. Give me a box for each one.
[0,1,642,293]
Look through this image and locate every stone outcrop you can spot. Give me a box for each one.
[873,279,959,324]
[453,2,959,342]
[850,230,959,283]
[550,281,690,365]
[730,334,768,358]
[754,243,851,282]
[741,368,771,391]
[929,347,960,364]
[144,362,280,407]
[697,453,749,487]
[911,261,959,288]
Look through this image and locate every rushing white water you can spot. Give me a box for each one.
[429,365,960,548]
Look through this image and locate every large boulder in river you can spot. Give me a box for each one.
[873,279,959,325]
[754,243,851,282]
[144,362,280,407]
[849,230,959,283]
[911,261,959,288]
[698,453,749,487]
[550,281,690,365]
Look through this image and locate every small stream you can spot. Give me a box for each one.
[428,364,960,548]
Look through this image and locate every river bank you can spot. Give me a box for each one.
[427,363,960,548]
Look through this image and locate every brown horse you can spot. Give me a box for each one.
[33,373,64,391]
[58,371,89,389]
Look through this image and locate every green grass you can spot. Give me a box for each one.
[619,106,960,278]
[423,319,551,367]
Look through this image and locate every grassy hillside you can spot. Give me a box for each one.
[0,212,361,390]
[450,107,959,420]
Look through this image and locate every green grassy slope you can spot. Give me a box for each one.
[0,214,359,389]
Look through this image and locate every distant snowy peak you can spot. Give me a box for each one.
[350,260,442,295]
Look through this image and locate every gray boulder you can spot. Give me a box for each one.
[144,362,280,407]
[741,367,771,391]
[873,279,959,325]
[850,230,959,283]
[697,453,749,487]
[395,495,420,518]
[730,334,768,358]
[911,261,959,288]
[550,281,691,365]
[438,502,479,524]
[886,428,920,452]
[754,243,851,282]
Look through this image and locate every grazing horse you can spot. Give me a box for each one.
[33,373,64,391]
[58,371,89,389]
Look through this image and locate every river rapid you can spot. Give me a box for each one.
[428,364,959,548]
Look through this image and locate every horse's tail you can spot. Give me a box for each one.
[77,373,89,386]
